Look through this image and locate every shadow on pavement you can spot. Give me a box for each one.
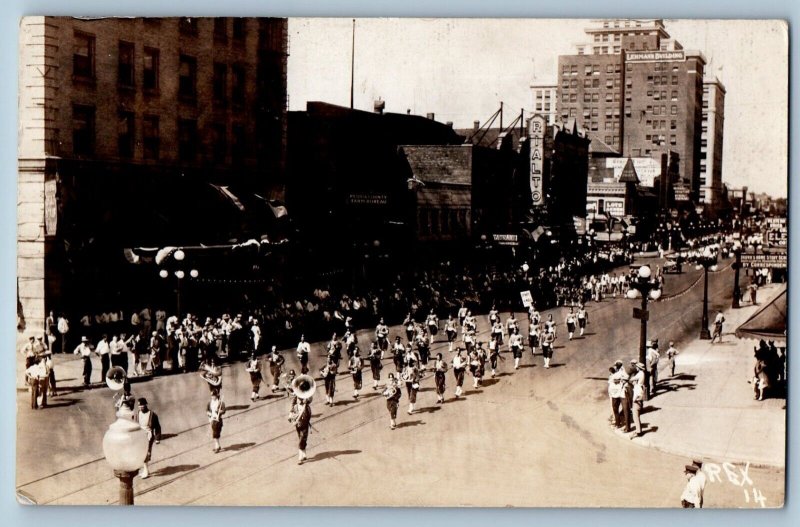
[670,373,697,381]
[160,433,179,441]
[481,378,500,387]
[225,442,255,452]
[43,398,81,408]
[415,406,441,414]
[307,449,361,463]
[396,420,423,428]
[226,405,250,411]
[152,464,200,477]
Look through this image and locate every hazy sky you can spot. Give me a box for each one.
[287,18,787,198]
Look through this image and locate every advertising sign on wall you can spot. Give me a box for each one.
[529,114,546,206]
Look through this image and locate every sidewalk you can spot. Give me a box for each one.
[619,282,786,468]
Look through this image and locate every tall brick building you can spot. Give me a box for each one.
[700,77,726,213]
[556,19,710,200]
[18,17,288,335]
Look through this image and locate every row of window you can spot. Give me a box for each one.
[643,134,677,146]
[178,17,248,41]
[647,75,679,85]
[72,104,248,162]
[418,208,468,238]
[534,102,552,111]
[73,32,249,106]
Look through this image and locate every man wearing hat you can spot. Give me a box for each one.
[136,398,161,479]
[73,336,94,386]
[25,353,49,409]
[296,335,310,375]
[630,361,646,437]
[646,340,660,395]
[348,347,363,399]
[680,464,703,508]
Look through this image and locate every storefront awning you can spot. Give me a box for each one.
[735,288,787,344]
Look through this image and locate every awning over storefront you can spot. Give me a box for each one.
[735,288,787,344]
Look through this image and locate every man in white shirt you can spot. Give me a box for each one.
[680,465,704,508]
[296,335,311,374]
[96,334,111,384]
[630,361,646,437]
[74,336,94,386]
[646,341,660,395]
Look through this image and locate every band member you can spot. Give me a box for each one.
[268,346,285,392]
[457,303,468,328]
[290,397,311,464]
[26,354,49,409]
[452,348,467,398]
[149,331,163,374]
[114,379,135,413]
[509,328,524,369]
[506,312,519,335]
[321,358,338,406]
[44,350,58,397]
[469,343,486,388]
[403,313,417,342]
[463,330,476,353]
[542,328,556,368]
[284,369,297,400]
[488,337,501,377]
[666,341,679,377]
[343,330,357,359]
[426,310,439,342]
[136,398,161,479]
[392,337,406,373]
[529,305,541,326]
[491,320,505,345]
[375,318,389,356]
[711,311,725,343]
[245,353,262,401]
[544,314,557,338]
[206,391,226,453]
[349,349,363,399]
[528,323,540,356]
[434,352,448,404]
[488,305,499,327]
[565,308,576,340]
[577,305,588,337]
[296,335,310,374]
[383,373,402,430]
[416,330,431,371]
[74,336,94,386]
[201,358,223,395]
[327,333,343,368]
[402,358,420,414]
[445,315,458,352]
[368,342,383,389]
[463,310,477,335]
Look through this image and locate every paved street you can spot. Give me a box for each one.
[15,256,785,507]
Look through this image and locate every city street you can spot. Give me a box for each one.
[15,257,785,507]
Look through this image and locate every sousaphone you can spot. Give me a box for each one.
[290,374,316,400]
[106,366,127,391]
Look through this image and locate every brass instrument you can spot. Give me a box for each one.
[201,363,222,388]
[290,374,316,400]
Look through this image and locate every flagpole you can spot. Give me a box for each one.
[350,19,355,109]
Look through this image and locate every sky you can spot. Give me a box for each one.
[286,18,788,198]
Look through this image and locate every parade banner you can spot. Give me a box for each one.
[520,290,533,308]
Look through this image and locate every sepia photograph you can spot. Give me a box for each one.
[15,16,787,507]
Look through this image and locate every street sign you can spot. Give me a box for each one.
[633,308,649,321]
[520,290,533,308]
[740,253,787,269]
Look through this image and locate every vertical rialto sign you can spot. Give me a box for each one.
[529,115,545,206]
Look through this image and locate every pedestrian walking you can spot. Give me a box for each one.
[680,465,703,508]
[245,353,263,401]
[666,341,679,377]
[711,311,725,343]
[509,328,523,369]
[445,315,457,352]
[565,308,576,340]
[646,341,660,395]
[577,305,588,337]
[74,336,94,386]
[402,357,420,414]
[541,329,555,369]
[630,361,645,437]
[289,397,311,464]
[368,342,383,390]
[136,398,161,479]
[392,337,406,373]
[452,348,467,398]
[349,350,363,399]
[296,335,310,375]
[321,358,338,406]
[268,346,285,392]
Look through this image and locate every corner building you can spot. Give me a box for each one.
[18,17,288,335]
[557,19,706,198]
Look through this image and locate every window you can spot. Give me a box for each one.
[661,76,667,84]
[562,80,569,89]
[671,90,678,101]
[671,120,677,130]
[583,93,592,103]
[585,65,593,76]
[605,93,613,103]
[72,104,95,155]
[214,18,228,41]
[591,121,598,131]
[562,65,570,75]
[593,46,601,55]
[569,93,577,102]
[646,105,653,113]
[569,108,577,117]
[670,134,677,145]
[647,90,653,97]
[661,105,666,115]
[670,105,677,115]
[536,103,543,111]
[654,76,660,86]
[571,79,578,88]
[591,108,598,117]
[232,64,246,105]
[178,119,198,161]
[179,17,198,35]
[592,93,599,102]
[592,78,599,87]
[606,64,613,74]
[604,121,612,131]
[118,41,134,87]
[625,106,631,117]
[584,78,592,88]
[211,123,227,163]
[594,34,601,43]
[179,55,197,99]
[213,63,227,105]
[647,75,653,83]
[625,78,632,88]
[73,31,95,79]
[605,135,612,144]
[602,46,608,53]
[143,47,159,91]
[653,105,660,115]
[593,65,600,75]
[232,19,246,42]
[117,111,134,157]
[143,115,159,160]
[606,79,613,88]
[571,65,578,75]
[232,123,245,164]
[561,93,569,103]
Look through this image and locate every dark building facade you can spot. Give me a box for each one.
[18,17,289,332]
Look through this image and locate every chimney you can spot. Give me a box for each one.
[426,112,435,120]
[473,120,480,131]
[446,121,453,128]
[406,109,411,115]
[373,99,385,114]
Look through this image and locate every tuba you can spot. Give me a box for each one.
[201,363,223,388]
[291,374,316,401]
[106,366,127,391]
[382,383,398,399]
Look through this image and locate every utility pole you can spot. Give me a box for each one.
[350,19,355,109]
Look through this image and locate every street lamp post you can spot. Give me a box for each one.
[626,265,662,401]
[696,247,719,340]
[731,241,743,309]
[159,268,198,319]
[102,405,149,505]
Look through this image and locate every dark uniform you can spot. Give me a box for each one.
[368,344,383,387]
[294,401,312,464]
